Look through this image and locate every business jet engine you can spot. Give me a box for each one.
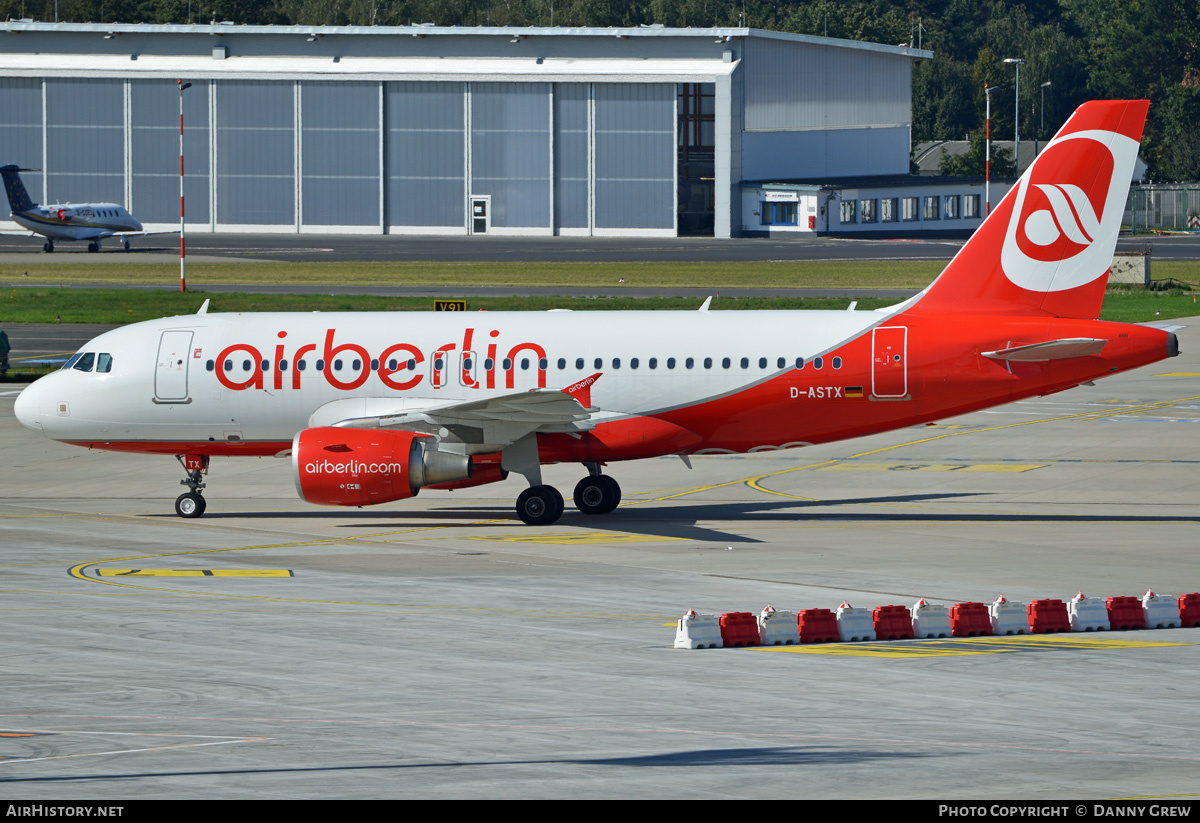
[292,427,471,506]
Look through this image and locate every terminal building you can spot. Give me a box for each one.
[0,21,963,239]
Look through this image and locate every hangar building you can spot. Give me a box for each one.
[0,21,932,238]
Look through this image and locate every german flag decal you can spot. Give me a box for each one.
[845,386,864,398]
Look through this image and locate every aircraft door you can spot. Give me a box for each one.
[155,330,194,403]
[871,326,908,398]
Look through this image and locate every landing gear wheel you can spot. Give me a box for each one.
[43,240,53,253]
[123,239,130,251]
[175,492,206,518]
[87,241,99,253]
[573,474,621,514]
[516,485,564,526]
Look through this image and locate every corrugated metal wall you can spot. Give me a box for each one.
[742,37,911,133]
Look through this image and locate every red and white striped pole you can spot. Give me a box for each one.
[179,80,191,293]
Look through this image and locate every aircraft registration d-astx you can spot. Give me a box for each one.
[13,100,1180,524]
[1,165,168,252]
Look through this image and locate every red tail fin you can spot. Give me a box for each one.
[914,100,1149,319]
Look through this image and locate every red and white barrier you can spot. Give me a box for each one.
[757,604,800,646]
[1142,590,1181,629]
[1068,592,1110,632]
[836,601,876,642]
[990,596,1029,636]
[674,610,723,649]
[911,599,952,638]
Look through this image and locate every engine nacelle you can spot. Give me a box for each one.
[292,427,471,507]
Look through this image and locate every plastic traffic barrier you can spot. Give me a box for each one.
[1027,598,1070,634]
[674,610,723,649]
[1068,592,1110,632]
[911,599,951,638]
[836,601,876,642]
[757,604,800,646]
[719,612,760,648]
[1180,593,1200,628]
[797,608,840,643]
[873,604,915,640]
[950,602,993,637]
[990,596,1029,636]
[1106,596,1146,631]
[1142,590,1181,629]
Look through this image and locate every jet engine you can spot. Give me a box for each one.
[292,427,471,507]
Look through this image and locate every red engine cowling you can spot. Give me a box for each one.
[292,427,471,507]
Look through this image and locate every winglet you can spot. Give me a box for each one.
[699,296,712,312]
[561,372,602,409]
[197,299,210,315]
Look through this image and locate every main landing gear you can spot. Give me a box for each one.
[513,464,622,526]
[174,454,209,518]
[42,239,53,253]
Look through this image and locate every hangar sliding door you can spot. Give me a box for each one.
[131,80,210,225]
[385,82,464,231]
[471,83,550,230]
[46,79,124,206]
[593,84,675,233]
[216,80,294,227]
[301,82,379,229]
[0,79,44,205]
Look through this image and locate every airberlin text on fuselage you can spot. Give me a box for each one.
[214,327,547,393]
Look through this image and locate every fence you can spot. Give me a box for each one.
[1127,186,1200,232]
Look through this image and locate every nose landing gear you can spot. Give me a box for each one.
[175,454,209,518]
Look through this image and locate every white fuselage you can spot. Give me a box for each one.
[12,202,142,241]
[15,308,890,453]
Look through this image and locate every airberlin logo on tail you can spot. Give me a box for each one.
[1000,130,1138,294]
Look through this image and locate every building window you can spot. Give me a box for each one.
[902,197,919,221]
[860,199,877,223]
[840,199,856,224]
[881,198,897,222]
[964,194,981,218]
[761,201,798,225]
[923,196,940,220]
[944,195,959,219]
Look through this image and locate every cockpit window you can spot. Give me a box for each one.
[61,353,84,370]
[96,353,113,373]
[72,352,96,372]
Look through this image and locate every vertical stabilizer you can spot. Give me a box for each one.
[0,164,37,213]
[913,100,1149,320]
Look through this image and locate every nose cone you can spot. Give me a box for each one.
[13,381,44,433]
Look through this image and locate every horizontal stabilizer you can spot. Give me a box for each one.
[983,338,1107,362]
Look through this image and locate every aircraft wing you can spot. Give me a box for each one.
[325,388,595,451]
[109,230,180,238]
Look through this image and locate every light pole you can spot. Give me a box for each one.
[1037,81,1052,156]
[1004,58,1025,174]
[178,80,191,293]
[985,82,1000,216]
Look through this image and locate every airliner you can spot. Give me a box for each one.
[12,101,1180,524]
[1,165,162,252]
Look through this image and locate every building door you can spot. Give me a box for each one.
[155,330,193,403]
[470,196,490,234]
[871,326,908,398]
